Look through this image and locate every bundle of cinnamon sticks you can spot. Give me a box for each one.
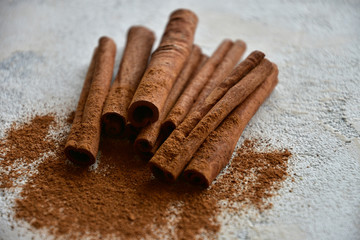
[65,9,279,188]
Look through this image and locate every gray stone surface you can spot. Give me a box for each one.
[1,0,359,239]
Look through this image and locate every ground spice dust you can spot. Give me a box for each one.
[0,115,56,188]
[0,114,292,239]
[216,139,292,211]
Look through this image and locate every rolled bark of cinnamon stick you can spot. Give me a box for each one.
[138,54,209,160]
[102,26,155,137]
[128,9,198,127]
[184,64,279,188]
[161,39,233,135]
[149,58,273,181]
[160,53,209,139]
[134,45,202,153]
[189,40,246,114]
[177,50,266,137]
[65,37,116,166]
[149,51,264,169]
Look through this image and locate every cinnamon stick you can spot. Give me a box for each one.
[148,51,264,171]
[190,54,210,82]
[161,39,233,134]
[128,9,198,127]
[160,53,209,139]
[102,26,155,136]
[184,64,279,188]
[134,45,202,152]
[149,58,273,181]
[176,50,265,137]
[138,54,209,159]
[189,40,246,114]
[65,37,116,166]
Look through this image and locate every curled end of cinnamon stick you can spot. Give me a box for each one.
[64,145,96,166]
[170,8,198,25]
[134,138,152,153]
[128,101,159,128]
[124,122,140,141]
[149,162,176,182]
[102,113,126,137]
[183,170,209,188]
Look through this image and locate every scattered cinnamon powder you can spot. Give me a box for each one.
[216,139,292,211]
[0,115,56,188]
[0,113,292,239]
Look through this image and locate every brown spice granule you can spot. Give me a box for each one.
[1,114,292,239]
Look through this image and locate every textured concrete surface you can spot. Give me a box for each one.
[1,0,359,239]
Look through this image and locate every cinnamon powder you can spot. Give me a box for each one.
[0,115,56,188]
[0,113,292,239]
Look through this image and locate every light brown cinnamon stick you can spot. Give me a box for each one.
[65,37,116,165]
[184,64,279,188]
[128,9,198,127]
[189,40,246,114]
[149,58,273,181]
[102,26,155,136]
[161,39,233,134]
[134,45,202,152]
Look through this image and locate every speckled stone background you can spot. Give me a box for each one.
[1,0,359,239]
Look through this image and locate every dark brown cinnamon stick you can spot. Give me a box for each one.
[161,39,233,134]
[149,58,273,181]
[189,40,246,114]
[65,37,116,165]
[128,9,198,127]
[184,64,279,188]
[134,45,202,152]
[102,26,155,136]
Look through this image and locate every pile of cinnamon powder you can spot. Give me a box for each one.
[0,115,56,189]
[0,113,292,239]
